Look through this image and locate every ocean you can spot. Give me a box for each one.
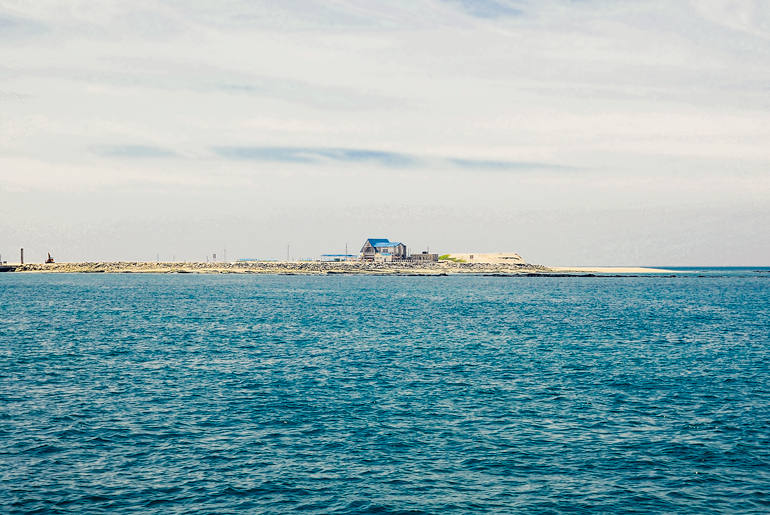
[2,272,769,513]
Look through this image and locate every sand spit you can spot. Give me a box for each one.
[10,261,552,275]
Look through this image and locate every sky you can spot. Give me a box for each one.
[1,0,769,265]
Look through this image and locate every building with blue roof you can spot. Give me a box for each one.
[360,238,408,262]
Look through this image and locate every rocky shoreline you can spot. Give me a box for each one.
[4,261,554,275]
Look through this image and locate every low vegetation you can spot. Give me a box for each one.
[439,254,466,263]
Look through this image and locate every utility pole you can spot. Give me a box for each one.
[21,248,24,264]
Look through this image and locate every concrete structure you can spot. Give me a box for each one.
[409,251,439,262]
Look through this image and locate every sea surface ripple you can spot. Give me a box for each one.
[2,274,769,514]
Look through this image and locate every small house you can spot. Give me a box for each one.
[360,239,407,262]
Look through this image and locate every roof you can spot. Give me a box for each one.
[364,238,390,246]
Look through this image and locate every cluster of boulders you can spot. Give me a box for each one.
[12,261,552,275]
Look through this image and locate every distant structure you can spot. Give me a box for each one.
[320,254,357,262]
[45,253,54,264]
[359,239,438,262]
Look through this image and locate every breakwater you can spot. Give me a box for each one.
[8,261,551,275]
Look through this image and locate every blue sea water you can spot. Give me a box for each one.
[2,272,769,514]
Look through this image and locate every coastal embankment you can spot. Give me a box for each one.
[5,261,552,275]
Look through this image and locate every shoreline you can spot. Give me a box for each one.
[0,262,678,275]
[2,261,548,275]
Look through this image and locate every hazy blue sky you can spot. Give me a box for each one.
[1,0,769,265]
